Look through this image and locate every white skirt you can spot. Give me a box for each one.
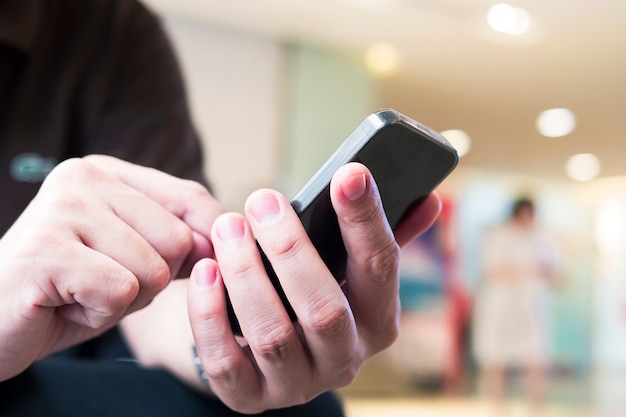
[472,281,552,368]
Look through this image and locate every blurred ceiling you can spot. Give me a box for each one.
[145,0,626,181]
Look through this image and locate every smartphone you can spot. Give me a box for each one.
[228,109,459,335]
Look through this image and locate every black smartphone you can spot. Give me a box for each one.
[227,108,459,335]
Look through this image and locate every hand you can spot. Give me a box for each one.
[188,162,440,413]
[0,155,220,381]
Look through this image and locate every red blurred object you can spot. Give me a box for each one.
[439,194,471,391]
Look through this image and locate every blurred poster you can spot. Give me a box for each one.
[387,197,467,387]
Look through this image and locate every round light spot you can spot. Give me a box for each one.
[365,42,400,77]
[487,3,531,36]
[536,108,577,138]
[565,153,601,182]
[440,129,471,157]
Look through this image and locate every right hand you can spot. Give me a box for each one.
[187,163,441,413]
[0,155,222,381]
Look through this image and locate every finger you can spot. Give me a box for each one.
[43,241,140,328]
[212,211,310,401]
[329,162,400,353]
[74,207,172,313]
[100,182,196,279]
[43,157,199,280]
[393,192,442,247]
[245,190,359,382]
[37,163,177,312]
[83,155,223,240]
[187,259,261,412]
[43,159,194,282]
[179,231,214,278]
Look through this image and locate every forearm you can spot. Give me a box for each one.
[120,279,212,394]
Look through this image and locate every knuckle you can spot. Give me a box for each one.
[41,185,86,215]
[334,364,360,388]
[344,198,383,226]
[81,154,112,165]
[366,309,400,354]
[308,297,353,337]
[228,258,256,281]
[376,315,400,351]
[146,255,171,293]
[84,307,117,329]
[383,318,400,348]
[44,158,99,186]
[267,235,300,261]
[109,269,140,309]
[163,221,194,260]
[362,240,400,285]
[181,179,211,201]
[250,324,295,363]
[203,355,239,382]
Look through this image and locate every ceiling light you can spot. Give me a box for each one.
[487,3,531,36]
[440,129,471,157]
[536,108,577,137]
[565,153,601,182]
[365,42,399,77]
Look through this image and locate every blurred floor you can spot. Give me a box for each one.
[338,359,626,417]
[345,398,588,417]
[343,397,591,417]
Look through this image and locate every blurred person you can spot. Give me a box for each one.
[0,0,442,415]
[473,198,560,417]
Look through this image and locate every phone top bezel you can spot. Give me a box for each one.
[290,108,458,214]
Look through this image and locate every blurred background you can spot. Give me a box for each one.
[143,0,626,415]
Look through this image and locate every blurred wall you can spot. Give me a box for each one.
[162,15,378,209]
[163,16,285,211]
[279,44,376,196]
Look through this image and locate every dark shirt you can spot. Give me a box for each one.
[0,0,207,236]
[0,0,207,359]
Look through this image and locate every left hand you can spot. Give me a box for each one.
[187,162,440,413]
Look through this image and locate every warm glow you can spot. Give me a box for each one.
[365,42,399,77]
[486,3,531,36]
[565,153,601,182]
[594,194,626,258]
[440,129,471,157]
[536,108,577,138]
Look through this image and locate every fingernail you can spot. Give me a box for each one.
[248,191,281,224]
[195,261,219,287]
[342,173,367,201]
[216,215,245,242]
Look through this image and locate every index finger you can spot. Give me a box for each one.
[82,154,223,236]
[83,155,222,275]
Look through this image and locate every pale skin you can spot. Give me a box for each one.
[0,155,440,414]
